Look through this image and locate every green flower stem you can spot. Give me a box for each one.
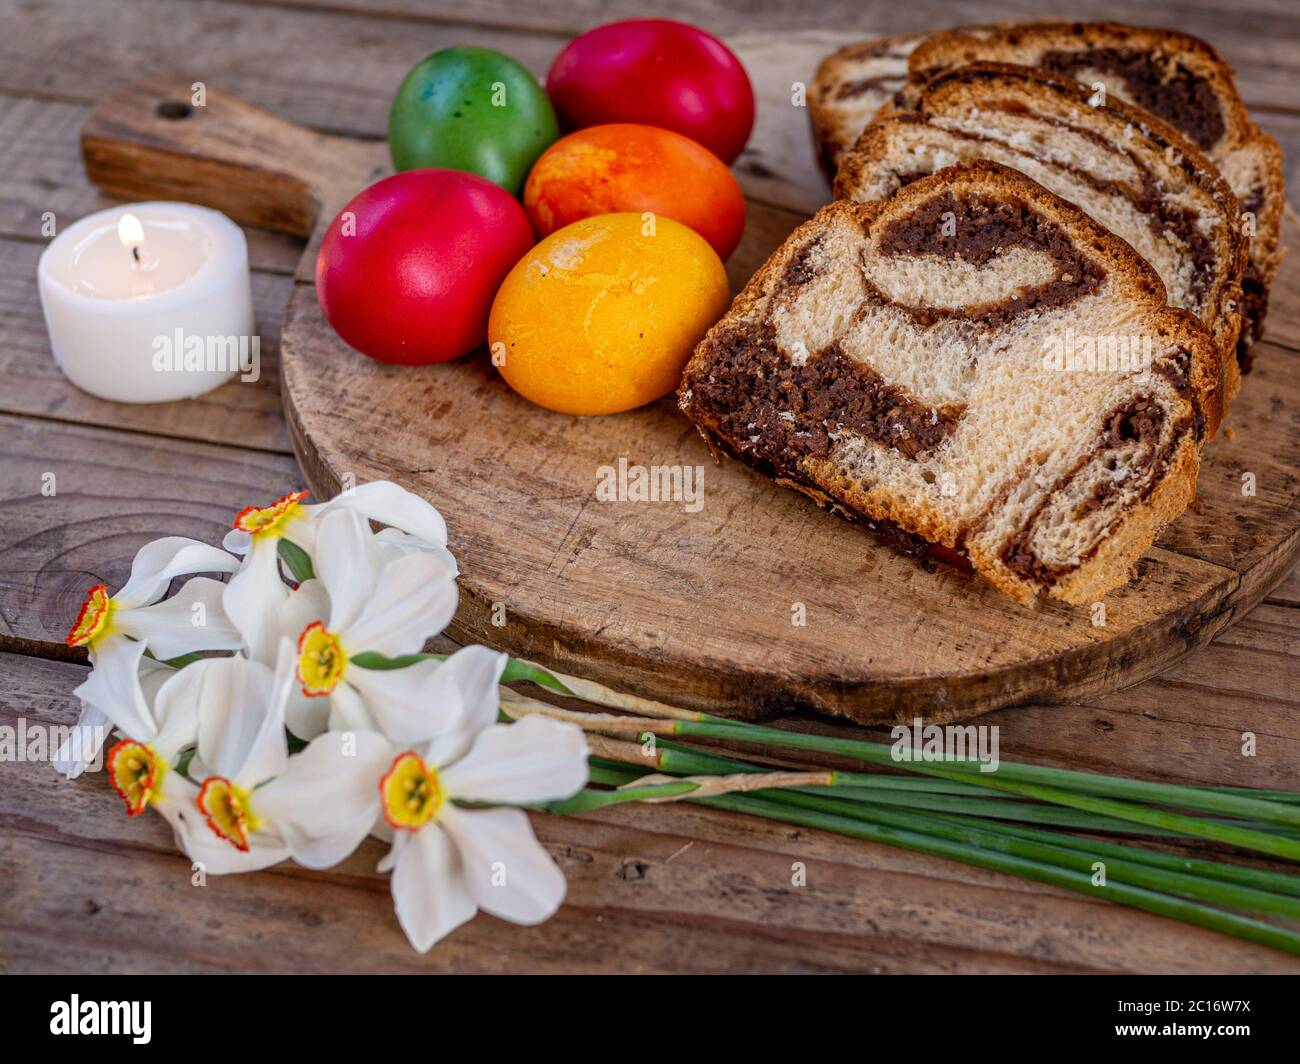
[700,791,1300,956]
[653,741,1185,837]
[548,764,834,814]
[511,660,1300,824]
[589,752,1300,906]
[578,756,1300,954]
[671,719,1300,835]
[546,777,700,815]
[919,812,1300,900]
[506,659,702,720]
[743,788,1300,921]
[1205,787,1300,805]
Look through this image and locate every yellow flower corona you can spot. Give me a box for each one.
[198,777,260,851]
[107,739,164,816]
[66,584,114,648]
[232,490,309,540]
[380,752,444,831]
[297,621,347,696]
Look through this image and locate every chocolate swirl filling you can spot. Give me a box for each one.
[687,320,963,464]
[872,192,1106,325]
[1040,47,1226,151]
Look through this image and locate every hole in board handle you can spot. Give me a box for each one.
[156,100,193,120]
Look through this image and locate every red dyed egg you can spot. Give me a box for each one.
[545,19,755,165]
[316,169,534,364]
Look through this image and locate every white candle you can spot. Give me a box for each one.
[38,202,255,403]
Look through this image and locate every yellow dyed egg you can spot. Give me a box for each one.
[488,212,730,415]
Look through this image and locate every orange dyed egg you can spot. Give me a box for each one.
[523,123,746,260]
[488,213,730,416]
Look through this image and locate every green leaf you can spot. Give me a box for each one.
[143,649,202,669]
[350,651,445,671]
[278,538,315,583]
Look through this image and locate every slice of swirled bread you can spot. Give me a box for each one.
[904,22,1283,369]
[679,162,1220,605]
[835,63,1247,416]
[809,32,925,179]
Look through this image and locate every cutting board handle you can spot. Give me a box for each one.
[81,75,385,238]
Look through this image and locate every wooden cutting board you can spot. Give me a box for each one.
[80,75,1300,724]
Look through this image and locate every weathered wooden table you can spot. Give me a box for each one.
[2,0,1298,974]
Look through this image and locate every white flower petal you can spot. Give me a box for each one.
[145,679,201,768]
[253,730,391,868]
[278,811,379,871]
[222,528,253,555]
[371,818,395,848]
[279,579,329,644]
[190,648,291,786]
[185,823,292,875]
[153,775,206,854]
[222,540,288,665]
[316,482,449,550]
[389,824,476,952]
[440,805,566,926]
[377,828,405,873]
[373,528,460,578]
[341,552,458,658]
[345,657,462,746]
[326,681,378,735]
[112,537,240,609]
[286,689,331,742]
[74,637,156,743]
[441,716,589,805]
[162,774,283,876]
[315,509,385,634]
[420,645,508,769]
[52,701,112,779]
[114,577,242,660]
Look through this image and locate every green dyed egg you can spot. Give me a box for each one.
[389,46,559,197]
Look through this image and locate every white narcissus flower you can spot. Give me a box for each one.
[71,637,205,849]
[284,510,459,742]
[58,536,242,776]
[221,483,458,665]
[184,640,393,874]
[373,653,590,952]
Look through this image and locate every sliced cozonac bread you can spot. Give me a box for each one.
[809,32,926,180]
[679,162,1220,606]
[835,63,1247,414]
[904,21,1284,368]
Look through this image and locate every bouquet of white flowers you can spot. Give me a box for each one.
[52,481,1300,958]
[55,481,589,952]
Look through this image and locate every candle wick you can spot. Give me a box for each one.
[131,246,141,264]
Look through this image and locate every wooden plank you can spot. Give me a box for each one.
[229,0,1300,112]
[4,652,1297,974]
[0,236,295,452]
[0,0,567,136]
[1267,566,1300,606]
[0,92,304,273]
[0,3,1293,219]
[0,413,300,656]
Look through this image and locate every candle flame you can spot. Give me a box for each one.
[117,213,145,251]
